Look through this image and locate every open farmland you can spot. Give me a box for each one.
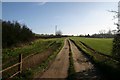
[71,37,113,56]
[2,37,120,80]
[2,38,64,79]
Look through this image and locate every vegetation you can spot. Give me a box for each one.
[2,20,65,79]
[112,34,120,61]
[70,38,120,79]
[19,38,64,80]
[3,39,56,65]
[71,37,113,55]
[112,2,120,61]
[2,20,35,48]
[56,30,62,36]
[112,1,120,61]
[67,40,75,80]
[79,29,115,38]
[2,38,64,79]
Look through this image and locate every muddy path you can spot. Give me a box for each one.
[69,40,101,79]
[39,39,70,78]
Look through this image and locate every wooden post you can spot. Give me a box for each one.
[19,54,22,74]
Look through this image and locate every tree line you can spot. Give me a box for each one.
[2,20,35,48]
[79,29,115,38]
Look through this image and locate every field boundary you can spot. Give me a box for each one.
[1,49,51,79]
[0,54,22,79]
[2,40,57,79]
[2,49,52,79]
[2,39,65,79]
[80,41,119,62]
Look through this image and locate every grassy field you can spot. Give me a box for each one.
[71,37,113,55]
[70,37,120,79]
[2,38,64,79]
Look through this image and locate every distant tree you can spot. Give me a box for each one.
[79,34,84,37]
[87,34,90,37]
[99,29,106,38]
[56,30,62,36]
[112,30,117,35]
[91,29,115,38]
[84,34,90,37]
[105,29,114,38]
[107,29,112,35]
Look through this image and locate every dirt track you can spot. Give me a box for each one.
[40,39,70,78]
[34,39,101,79]
[69,40,101,79]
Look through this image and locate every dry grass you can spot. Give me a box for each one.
[22,49,52,70]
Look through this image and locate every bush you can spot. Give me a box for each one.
[112,34,120,61]
[2,20,35,48]
[13,68,33,80]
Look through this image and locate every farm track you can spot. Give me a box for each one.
[34,38,102,79]
[40,39,70,78]
[69,40,101,79]
[80,41,119,62]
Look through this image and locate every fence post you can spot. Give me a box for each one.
[19,54,22,74]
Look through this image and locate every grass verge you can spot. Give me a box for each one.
[3,39,57,69]
[67,40,75,80]
[70,38,120,80]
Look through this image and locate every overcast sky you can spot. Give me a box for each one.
[2,2,118,35]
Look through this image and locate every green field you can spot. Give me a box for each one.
[71,37,113,55]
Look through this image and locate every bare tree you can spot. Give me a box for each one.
[112,30,117,35]
[107,29,112,35]
[99,29,106,38]
[56,30,62,36]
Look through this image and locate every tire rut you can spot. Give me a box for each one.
[34,39,102,80]
[69,40,101,80]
